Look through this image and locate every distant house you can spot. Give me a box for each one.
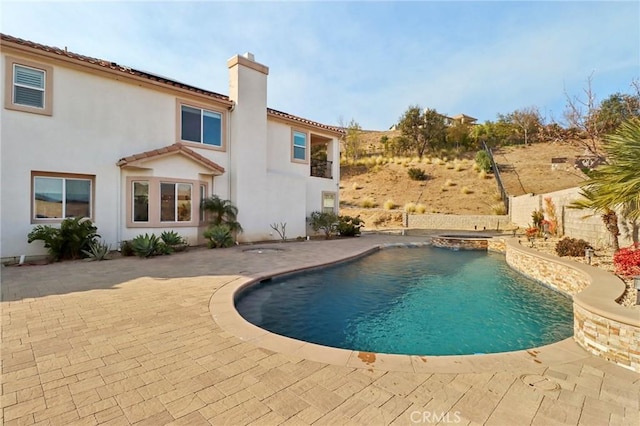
[441,113,478,127]
[1,34,343,259]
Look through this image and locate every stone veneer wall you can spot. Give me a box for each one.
[505,245,589,296]
[504,239,640,372]
[431,237,488,250]
[406,213,510,231]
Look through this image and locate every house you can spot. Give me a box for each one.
[0,34,342,260]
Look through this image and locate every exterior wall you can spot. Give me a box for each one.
[509,187,634,248]
[1,44,341,258]
[1,50,231,258]
[504,239,639,372]
[406,213,510,231]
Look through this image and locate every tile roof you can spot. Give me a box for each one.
[1,33,344,135]
[117,143,225,175]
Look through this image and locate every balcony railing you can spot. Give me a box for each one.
[310,159,333,179]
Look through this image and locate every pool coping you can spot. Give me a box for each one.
[209,241,593,373]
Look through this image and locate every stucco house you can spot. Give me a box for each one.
[0,34,342,260]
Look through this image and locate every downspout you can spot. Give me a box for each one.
[228,101,235,201]
[116,167,122,249]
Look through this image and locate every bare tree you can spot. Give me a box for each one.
[563,73,604,156]
[509,106,542,145]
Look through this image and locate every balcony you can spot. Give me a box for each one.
[310,159,333,179]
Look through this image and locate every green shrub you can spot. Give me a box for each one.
[160,231,188,251]
[307,211,339,239]
[337,215,364,237]
[475,150,492,173]
[82,240,111,261]
[407,167,427,181]
[204,225,234,248]
[27,217,99,261]
[131,233,170,257]
[555,237,592,257]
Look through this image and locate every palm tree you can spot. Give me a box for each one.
[570,118,640,249]
[201,195,243,233]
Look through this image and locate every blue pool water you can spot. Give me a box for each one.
[235,247,574,355]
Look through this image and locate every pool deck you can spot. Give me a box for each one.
[2,234,639,425]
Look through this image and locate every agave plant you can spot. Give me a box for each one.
[81,240,111,261]
[203,224,234,248]
[130,233,171,258]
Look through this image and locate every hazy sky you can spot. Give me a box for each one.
[2,1,638,130]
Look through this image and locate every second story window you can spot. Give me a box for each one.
[292,130,307,162]
[181,105,222,147]
[14,65,45,108]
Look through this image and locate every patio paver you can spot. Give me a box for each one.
[2,235,639,425]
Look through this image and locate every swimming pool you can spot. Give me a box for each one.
[235,247,574,356]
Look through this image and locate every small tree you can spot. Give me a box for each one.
[307,211,338,239]
[397,106,446,158]
[343,119,363,161]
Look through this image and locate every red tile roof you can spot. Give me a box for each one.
[117,143,225,175]
[1,33,344,135]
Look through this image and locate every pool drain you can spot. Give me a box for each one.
[520,374,560,391]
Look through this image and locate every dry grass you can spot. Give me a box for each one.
[361,197,376,208]
[460,186,473,194]
[404,202,416,213]
[383,199,397,210]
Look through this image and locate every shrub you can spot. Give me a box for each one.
[475,150,492,173]
[352,182,363,190]
[460,186,473,194]
[82,240,111,261]
[407,167,427,181]
[204,225,234,248]
[383,199,397,210]
[337,215,364,237]
[361,197,376,208]
[454,163,464,172]
[444,179,454,187]
[120,240,134,256]
[613,244,640,277]
[404,202,417,213]
[543,197,558,235]
[415,203,427,214]
[491,203,507,215]
[27,217,99,261]
[445,162,455,169]
[478,170,488,180]
[160,230,188,252]
[555,237,592,257]
[307,211,339,239]
[131,233,170,257]
[531,210,544,230]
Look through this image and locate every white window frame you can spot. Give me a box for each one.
[177,99,226,151]
[292,129,308,163]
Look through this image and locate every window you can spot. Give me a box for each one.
[32,173,93,222]
[292,130,307,162]
[200,184,207,222]
[322,192,336,214]
[14,65,45,108]
[161,183,192,222]
[181,105,222,147]
[5,57,53,116]
[127,177,205,227]
[132,181,149,222]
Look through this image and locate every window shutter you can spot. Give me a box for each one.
[14,65,45,108]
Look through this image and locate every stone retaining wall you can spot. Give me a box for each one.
[505,244,589,296]
[431,237,488,250]
[406,213,510,231]
[574,304,640,372]
[504,239,639,372]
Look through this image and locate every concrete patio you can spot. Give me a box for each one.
[1,235,638,425]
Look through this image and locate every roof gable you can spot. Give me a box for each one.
[117,144,225,175]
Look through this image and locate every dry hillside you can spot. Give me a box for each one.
[339,131,588,229]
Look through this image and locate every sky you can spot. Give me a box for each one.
[1,1,638,130]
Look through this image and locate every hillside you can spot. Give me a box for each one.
[339,131,588,229]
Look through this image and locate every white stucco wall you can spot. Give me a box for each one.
[1,52,229,258]
[1,47,341,258]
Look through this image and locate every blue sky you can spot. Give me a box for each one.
[2,1,638,130]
